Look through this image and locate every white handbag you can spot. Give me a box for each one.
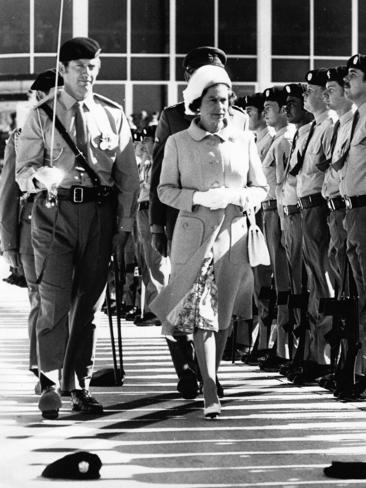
[247,209,270,267]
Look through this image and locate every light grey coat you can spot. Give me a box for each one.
[151,119,268,332]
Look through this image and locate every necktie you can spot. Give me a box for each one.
[289,121,316,176]
[332,110,359,171]
[316,120,340,172]
[74,101,88,162]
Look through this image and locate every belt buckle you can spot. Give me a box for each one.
[73,187,84,203]
[344,196,352,210]
[327,198,335,211]
[298,199,304,210]
[284,206,289,216]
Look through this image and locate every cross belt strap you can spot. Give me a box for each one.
[39,103,101,187]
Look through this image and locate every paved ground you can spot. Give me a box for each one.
[1,256,366,488]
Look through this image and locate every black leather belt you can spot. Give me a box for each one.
[344,195,366,210]
[261,199,277,211]
[52,186,114,204]
[298,192,326,210]
[138,201,149,210]
[283,203,300,215]
[327,195,346,212]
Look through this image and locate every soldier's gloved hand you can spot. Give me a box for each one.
[33,167,64,191]
[193,188,231,210]
[151,233,167,257]
[3,250,22,269]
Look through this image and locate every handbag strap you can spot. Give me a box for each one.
[40,103,101,187]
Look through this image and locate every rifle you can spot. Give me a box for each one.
[320,260,360,399]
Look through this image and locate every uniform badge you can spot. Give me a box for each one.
[353,55,359,65]
[285,85,291,93]
[265,89,270,97]
[327,70,331,79]
[307,72,313,82]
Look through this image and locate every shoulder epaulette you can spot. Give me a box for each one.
[94,93,122,110]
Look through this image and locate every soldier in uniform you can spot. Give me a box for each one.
[0,69,63,388]
[16,37,139,419]
[322,67,353,294]
[149,46,248,399]
[259,86,292,370]
[293,69,334,383]
[340,54,366,385]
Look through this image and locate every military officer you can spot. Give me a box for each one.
[322,67,353,293]
[340,54,366,383]
[149,46,248,399]
[0,69,63,386]
[16,37,139,419]
[259,86,292,370]
[294,68,334,382]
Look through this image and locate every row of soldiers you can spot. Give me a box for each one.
[227,56,366,399]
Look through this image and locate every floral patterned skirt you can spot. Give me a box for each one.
[166,251,219,335]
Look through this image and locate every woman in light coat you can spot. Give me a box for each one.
[152,65,268,419]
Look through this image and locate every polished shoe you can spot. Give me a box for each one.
[259,355,289,372]
[38,386,62,419]
[204,402,221,420]
[124,306,141,321]
[177,369,199,399]
[71,389,103,414]
[134,312,161,327]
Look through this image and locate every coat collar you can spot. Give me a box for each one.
[188,117,232,142]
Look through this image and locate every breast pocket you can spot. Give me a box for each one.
[229,215,248,264]
[171,215,205,265]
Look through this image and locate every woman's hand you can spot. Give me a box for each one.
[193,188,230,209]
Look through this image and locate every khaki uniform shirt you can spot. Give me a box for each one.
[255,126,274,162]
[278,122,313,206]
[297,111,333,198]
[262,126,292,202]
[340,102,366,197]
[322,109,353,199]
[16,89,139,231]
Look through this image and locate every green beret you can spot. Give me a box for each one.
[326,66,348,86]
[183,46,227,72]
[30,69,63,91]
[264,86,287,106]
[60,37,101,63]
[347,54,366,74]
[285,83,306,99]
[238,92,265,111]
[305,68,328,87]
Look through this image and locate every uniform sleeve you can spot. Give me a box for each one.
[275,137,291,184]
[0,133,20,251]
[113,111,139,232]
[149,108,170,232]
[322,121,335,160]
[16,109,45,192]
[157,135,195,212]
[246,134,269,207]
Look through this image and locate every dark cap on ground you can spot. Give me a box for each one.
[41,451,102,480]
[30,68,63,92]
[60,37,101,63]
[238,92,265,111]
[326,66,348,86]
[285,83,306,99]
[305,68,328,87]
[183,46,227,72]
[347,54,366,74]
[264,86,287,106]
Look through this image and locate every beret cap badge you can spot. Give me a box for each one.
[354,55,359,65]
[307,72,313,81]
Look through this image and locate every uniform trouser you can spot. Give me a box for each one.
[301,205,332,364]
[263,208,290,358]
[253,208,273,350]
[136,206,169,312]
[327,208,347,295]
[19,201,40,370]
[31,194,115,390]
[344,208,366,374]
[282,211,304,358]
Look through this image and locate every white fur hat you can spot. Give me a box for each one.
[183,65,232,115]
